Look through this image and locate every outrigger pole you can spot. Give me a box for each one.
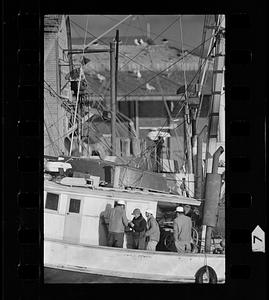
[110,33,118,156]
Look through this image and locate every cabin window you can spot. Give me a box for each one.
[69,198,81,213]
[45,193,59,211]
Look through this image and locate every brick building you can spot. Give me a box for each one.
[44,15,71,156]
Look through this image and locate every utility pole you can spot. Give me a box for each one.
[65,15,74,74]
[200,15,225,253]
[115,30,119,103]
[110,41,117,156]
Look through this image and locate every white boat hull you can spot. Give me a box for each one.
[44,238,225,283]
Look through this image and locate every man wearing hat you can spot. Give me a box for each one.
[173,206,192,253]
[145,209,160,251]
[129,208,147,250]
[106,200,129,248]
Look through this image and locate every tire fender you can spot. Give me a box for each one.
[195,266,218,283]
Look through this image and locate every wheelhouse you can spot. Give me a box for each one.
[44,180,201,249]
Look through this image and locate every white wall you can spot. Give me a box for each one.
[44,193,68,240]
[79,196,114,245]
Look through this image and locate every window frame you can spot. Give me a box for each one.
[68,198,81,214]
[66,196,84,215]
[45,192,60,212]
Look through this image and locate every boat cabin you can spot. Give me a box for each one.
[44,179,201,249]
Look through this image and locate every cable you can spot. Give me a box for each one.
[81,75,137,139]
[123,36,216,167]
[103,14,197,49]
[179,16,188,97]
[44,119,60,155]
[67,16,217,164]
[71,16,198,91]
[133,37,214,163]
[86,15,133,49]
[70,18,188,90]
[117,33,217,104]
[69,16,90,155]
[118,15,181,71]
[44,97,63,145]
[70,16,215,110]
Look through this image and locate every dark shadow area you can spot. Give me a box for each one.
[125,231,134,249]
[98,203,112,246]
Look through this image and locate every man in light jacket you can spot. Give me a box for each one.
[173,206,192,253]
[105,200,129,248]
[145,209,160,251]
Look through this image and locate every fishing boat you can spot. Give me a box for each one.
[44,14,225,283]
[44,177,224,283]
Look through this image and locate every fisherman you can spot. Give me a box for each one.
[180,178,189,197]
[183,204,192,217]
[145,209,160,251]
[105,200,129,248]
[184,204,200,227]
[173,206,192,253]
[128,208,147,250]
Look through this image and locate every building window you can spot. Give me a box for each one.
[69,198,81,213]
[45,193,59,211]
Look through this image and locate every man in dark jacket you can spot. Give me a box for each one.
[129,208,147,250]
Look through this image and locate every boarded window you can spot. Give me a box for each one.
[69,199,81,213]
[45,193,59,211]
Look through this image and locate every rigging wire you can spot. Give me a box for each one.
[123,31,217,164]
[48,16,217,163]
[196,19,223,129]
[81,76,137,140]
[118,15,181,71]
[44,97,63,151]
[179,15,192,173]
[116,33,216,104]
[70,17,216,111]
[102,14,197,50]
[69,16,89,155]
[44,119,60,155]
[125,38,217,168]
[179,16,188,99]
[83,15,133,49]
[70,18,188,89]
[46,33,215,163]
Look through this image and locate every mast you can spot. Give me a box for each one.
[110,41,117,156]
[205,15,225,174]
[201,15,225,253]
[65,15,74,74]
